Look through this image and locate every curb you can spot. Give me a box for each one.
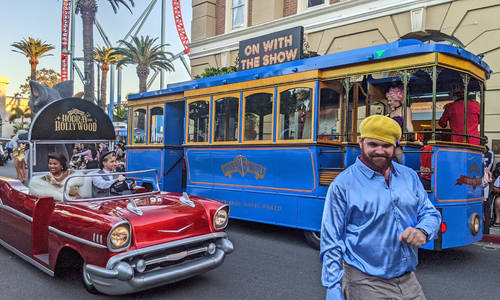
[481,234,500,244]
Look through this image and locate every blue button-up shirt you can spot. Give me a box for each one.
[320,158,441,300]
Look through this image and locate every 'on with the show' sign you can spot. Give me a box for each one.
[238,26,303,70]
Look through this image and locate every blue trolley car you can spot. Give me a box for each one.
[126,39,491,249]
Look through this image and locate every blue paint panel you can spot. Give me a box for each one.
[163,149,184,193]
[127,149,164,187]
[434,147,482,202]
[189,185,301,228]
[297,196,325,231]
[318,146,344,170]
[165,101,185,145]
[441,203,482,249]
[402,145,421,171]
[344,146,361,167]
[186,147,316,192]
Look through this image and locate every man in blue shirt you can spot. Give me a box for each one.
[320,115,441,300]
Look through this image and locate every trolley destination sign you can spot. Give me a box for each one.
[238,26,303,70]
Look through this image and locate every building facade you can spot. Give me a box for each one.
[190,0,500,146]
[0,76,31,138]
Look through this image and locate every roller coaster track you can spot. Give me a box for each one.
[172,0,190,54]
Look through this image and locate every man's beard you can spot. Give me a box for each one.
[361,150,394,172]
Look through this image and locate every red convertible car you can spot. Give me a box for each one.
[0,98,233,295]
[0,170,232,295]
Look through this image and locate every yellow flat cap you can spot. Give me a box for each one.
[359,115,401,146]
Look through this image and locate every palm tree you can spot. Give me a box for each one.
[11,38,55,80]
[76,0,134,101]
[115,36,175,93]
[94,46,122,110]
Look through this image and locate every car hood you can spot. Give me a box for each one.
[75,192,212,249]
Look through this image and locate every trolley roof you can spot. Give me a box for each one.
[128,39,492,100]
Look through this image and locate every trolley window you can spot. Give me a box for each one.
[213,96,239,142]
[149,106,164,144]
[318,83,341,142]
[132,107,146,144]
[243,91,273,142]
[187,100,210,143]
[278,86,314,141]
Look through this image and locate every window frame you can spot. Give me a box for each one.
[131,105,147,146]
[148,104,165,146]
[277,82,316,143]
[317,81,342,144]
[185,98,211,145]
[212,92,241,144]
[298,0,328,13]
[242,88,275,144]
[225,0,247,32]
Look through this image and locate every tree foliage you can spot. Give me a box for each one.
[194,66,237,79]
[113,104,128,122]
[94,46,123,110]
[114,35,175,92]
[18,68,61,97]
[76,0,134,101]
[11,37,55,80]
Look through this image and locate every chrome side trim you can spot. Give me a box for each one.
[106,232,228,269]
[49,226,107,249]
[157,223,193,233]
[0,238,54,276]
[0,204,33,222]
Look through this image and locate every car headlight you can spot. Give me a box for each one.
[213,205,230,230]
[107,221,132,252]
[470,213,480,236]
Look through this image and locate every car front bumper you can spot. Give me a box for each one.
[83,232,233,295]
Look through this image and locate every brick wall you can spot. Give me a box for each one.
[283,0,297,17]
[330,0,341,4]
[216,0,225,35]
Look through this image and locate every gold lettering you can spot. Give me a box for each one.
[263,39,274,52]
[285,49,298,61]
[251,43,259,55]
[244,45,252,56]
[277,37,285,48]
[254,56,260,68]
[263,55,269,66]
[284,35,293,47]
[277,51,286,63]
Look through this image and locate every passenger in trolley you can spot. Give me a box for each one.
[320,115,441,300]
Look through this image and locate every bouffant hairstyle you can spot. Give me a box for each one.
[48,152,68,171]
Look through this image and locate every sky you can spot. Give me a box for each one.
[0,0,192,102]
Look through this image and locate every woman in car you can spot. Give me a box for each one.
[29,152,87,201]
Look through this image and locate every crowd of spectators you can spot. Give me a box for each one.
[69,141,125,172]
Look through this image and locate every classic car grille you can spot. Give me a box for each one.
[128,239,217,273]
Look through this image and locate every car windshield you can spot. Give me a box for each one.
[63,169,160,201]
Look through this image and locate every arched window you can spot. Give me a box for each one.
[243,92,273,142]
[214,96,239,142]
[279,87,313,141]
[133,107,146,144]
[149,106,164,144]
[187,100,209,143]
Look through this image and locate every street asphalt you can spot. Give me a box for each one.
[0,161,500,299]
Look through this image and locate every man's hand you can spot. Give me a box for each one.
[117,175,126,182]
[398,227,427,247]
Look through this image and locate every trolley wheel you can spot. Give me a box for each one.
[303,230,320,250]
